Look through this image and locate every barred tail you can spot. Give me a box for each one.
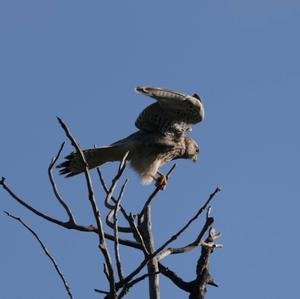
[57,146,127,177]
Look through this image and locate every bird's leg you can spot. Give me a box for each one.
[152,171,168,190]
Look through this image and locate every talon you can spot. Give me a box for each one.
[154,171,167,190]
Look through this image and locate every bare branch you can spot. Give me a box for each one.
[158,263,190,292]
[166,164,177,178]
[157,216,214,261]
[48,142,76,223]
[94,289,109,295]
[206,206,212,219]
[154,187,221,255]
[113,181,127,281]
[0,177,71,227]
[106,209,133,233]
[103,263,110,282]
[127,214,149,255]
[118,271,160,299]
[158,214,222,299]
[104,234,141,250]
[96,271,161,299]
[4,211,74,299]
[104,152,129,210]
[0,177,141,249]
[57,117,116,296]
[97,167,109,193]
[116,187,221,289]
[97,167,133,233]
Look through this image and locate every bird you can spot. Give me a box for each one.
[57,86,205,188]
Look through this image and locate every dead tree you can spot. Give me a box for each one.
[0,118,222,299]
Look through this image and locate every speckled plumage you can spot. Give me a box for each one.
[57,86,204,184]
[135,86,204,135]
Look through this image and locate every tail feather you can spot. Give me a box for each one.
[57,146,127,177]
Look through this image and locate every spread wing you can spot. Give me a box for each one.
[135,86,204,135]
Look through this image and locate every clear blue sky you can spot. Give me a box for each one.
[1,1,299,298]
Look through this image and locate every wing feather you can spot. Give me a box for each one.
[135,86,204,135]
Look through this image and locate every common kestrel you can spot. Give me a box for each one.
[58,86,204,186]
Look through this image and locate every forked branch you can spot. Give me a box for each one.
[48,142,76,223]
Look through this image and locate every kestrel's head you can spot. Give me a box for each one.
[183,136,200,162]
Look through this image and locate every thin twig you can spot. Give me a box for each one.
[97,167,109,193]
[98,167,133,233]
[156,216,214,261]
[114,180,128,281]
[94,289,109,295]
[166,164,176,178]
[127,214,149,255]
[154,187,221,256]
[48,142,76,223]
[97,168,131,221]
[106,209,133,233]
[4,211,74,299]
[117,271,160,299]
[104,152,129,210]
[0,177,71,226]
[57,117,116,296]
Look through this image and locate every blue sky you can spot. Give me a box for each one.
[1,1,300,298]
